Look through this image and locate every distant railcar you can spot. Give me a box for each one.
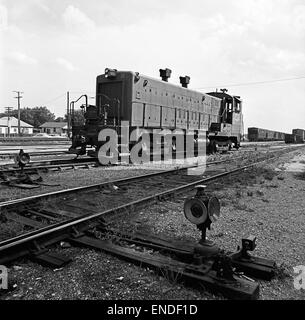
[292,128,305,143]
[285,134,297,144]
[247,127,286,142]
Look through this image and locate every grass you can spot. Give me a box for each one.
[208,167,279,192]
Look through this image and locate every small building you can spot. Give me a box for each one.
[40,122,68,136]
[0,116,34,136]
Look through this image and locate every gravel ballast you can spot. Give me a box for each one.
[1,147,305,300]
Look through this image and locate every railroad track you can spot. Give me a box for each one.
[0,157,101,188]
[0,144,302,252]
[0,149,279,244]
[0,144,302,243]
[1,144,304,299]
[0,157,99,174]
[0,149,259,187]
[1,145,302,298]
[0,142,293,179]
[0,150,70,161]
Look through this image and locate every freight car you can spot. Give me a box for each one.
[292,128,305,143]
[68,68,244,162]
[285,129,305,144]
[285,134,297,144]
[247,127,286,142]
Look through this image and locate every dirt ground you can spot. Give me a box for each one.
[1,147,305,300]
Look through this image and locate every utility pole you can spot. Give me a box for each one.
[13,91,23,136]
[66,91,70,138]
[4,107,13,137]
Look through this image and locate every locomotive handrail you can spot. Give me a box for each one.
[69,94,88,128]
[96,93,121,127]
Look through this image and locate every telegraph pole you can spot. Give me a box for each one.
[13,91,23,136]
[66,91,70,138]
[4,107,13,137]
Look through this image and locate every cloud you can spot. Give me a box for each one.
[56,57,77,71]
[62,5,95,33]
[8,51,38,65]
[1,0,304,132]
[32,0,50,14]
[0,3,8,30]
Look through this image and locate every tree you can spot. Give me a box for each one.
[55,117,65,122]
[2,106,56,128]
[64,109,85,125]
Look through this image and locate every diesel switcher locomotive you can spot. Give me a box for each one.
[68,68,244,162]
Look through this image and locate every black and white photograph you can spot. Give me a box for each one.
[0,0,304,312]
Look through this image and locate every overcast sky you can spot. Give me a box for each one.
[0,0,304,132]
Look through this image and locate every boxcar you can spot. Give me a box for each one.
[248,127,286,142]
[292,129,305,143]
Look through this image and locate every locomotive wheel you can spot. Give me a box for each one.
[228,140,233,151]
[209,141,217,154]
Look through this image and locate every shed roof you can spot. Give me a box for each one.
[40,122,68,129]
[0,116,33,128]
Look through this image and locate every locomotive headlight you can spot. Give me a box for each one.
[105,68,117,79]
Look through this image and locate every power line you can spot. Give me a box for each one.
[41,93,67,106]
[194,75,305,90]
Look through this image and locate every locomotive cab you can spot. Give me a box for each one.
[206,90,243,151]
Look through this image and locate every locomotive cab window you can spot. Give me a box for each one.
[226,100,233,124]
[234,98,242,113]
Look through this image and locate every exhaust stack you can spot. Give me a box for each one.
[180,76,190,88]
[159,68,172,82]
